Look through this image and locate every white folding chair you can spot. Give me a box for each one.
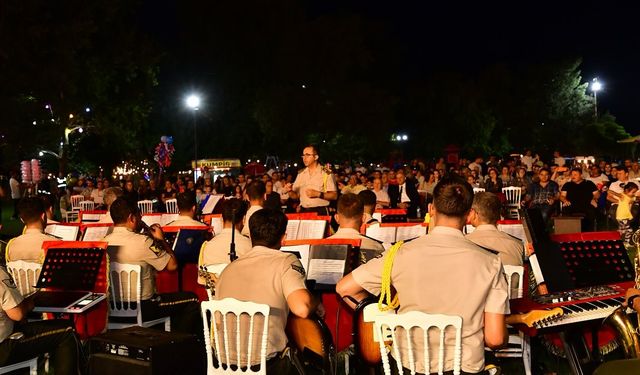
[492,265,531,375]
[6,260,42,296]
[79,200,95,211]
[201,298,270,374]
[70,195,84,211]
[165,198,178,214]
[137,200,154,215]
[473,187,485,194]
[502,187,522,219]
[201,263,228,301]
[0,358,38,375]
[107,262,170,331]
[375,311,462,375]
[60,207,78,223]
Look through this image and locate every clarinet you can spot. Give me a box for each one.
[229,208,237,262]
[140,221,170,255]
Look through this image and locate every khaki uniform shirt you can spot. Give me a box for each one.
[465,225,524,266]
[6,228,58,263]
[104,227,171,300]
[352,226,509,374]
[166,215,207,227]
[241,205,263,237]
[197,228,252,284]
[327,228,385,253]
[292,167,337,208]
[215,246,307,365]
[0,267,22,343]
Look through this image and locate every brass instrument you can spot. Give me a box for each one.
[603,239,640,358]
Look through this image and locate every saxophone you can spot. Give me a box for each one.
[603,240,640,358]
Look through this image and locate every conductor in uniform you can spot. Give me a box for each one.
[337,175,509,374]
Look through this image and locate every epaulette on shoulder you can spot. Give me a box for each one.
[474,243,499,256]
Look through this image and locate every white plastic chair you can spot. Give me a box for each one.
[6,260,42,296]
[165,198,178,214]
[502,187,522,219]
[137,200,154,215]
[0,358,38,375]
[107,262,170,331]
[472,187,485,194]
[201,298,270,374]
[70,195,84,211]
[492,265,531,375]
[375,311,462,375]
[201,263,228,301]
[79,200,95,211]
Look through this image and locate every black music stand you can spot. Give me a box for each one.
[306,244,360,291]
[172,229,208,264]
[37,247,104,290]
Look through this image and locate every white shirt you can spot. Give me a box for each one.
[242,205,264,237]
[399,183,410,203]
[521,155,534,171]
[9,178,20,199]
[91,188,104,204]
[554,157,566,167]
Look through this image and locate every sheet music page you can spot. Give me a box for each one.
[307,259,346,285]
[52,225,79,241]
[142,215,162,227]
[464,225,476,234]
[285,220,300,241]
[281,245,311,272]
[372,212,382,222]
[297,220,326,240]
[497,223,526,242]
[395,225,427,242]
[161,213,180,226]
[210,217,224,236]
[44,224,56,236]
[81,213,103,222]
[365,224,396,244]
[201,194,223,215]
[83,226,112,241]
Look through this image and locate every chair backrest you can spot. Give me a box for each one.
[201,298,270,374]
[6,260,42,296]
[201,263,228,300]
[165,198,178,214]
[108,262,143,324]
[502,187,522,205]
[503,265,524,299]
[137,200,154,215]
[375,311,462,375]
[80,200,95,211]
[70,195,84,210]
[472,187,485,194]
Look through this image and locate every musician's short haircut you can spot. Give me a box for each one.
[338,193,364,220]
[110,198,136,224]
[103,187,123,207]
[249,209,287,249]
[471,192,501,224]
[18,197,45,224]
[358,189,377,210]
[176,192,196,212]
[246,180,266,201]
[222,198,247,225]
[433,175,473,218]
[304,144,319,156]
[618,165,628,173]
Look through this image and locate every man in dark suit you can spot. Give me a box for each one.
[388,169,421,217]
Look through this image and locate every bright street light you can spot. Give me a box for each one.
[39,150,61,159]
[591,78,602,118]
[185,93,201,179]
[64,126,84,144]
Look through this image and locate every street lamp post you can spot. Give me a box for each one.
[591,78,602,119]
[185,94,201,180]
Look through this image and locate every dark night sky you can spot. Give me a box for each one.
[141,0,640,133]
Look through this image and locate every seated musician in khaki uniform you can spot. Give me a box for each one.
[466,192,524,267]
[6,197,58,264]
[327,193,384,258]
[198,198,252,285]
[0,266,81,373]
[215,209,318,374]
[165,192,207,227]
[103,198,201,334]
[337,176,509,374]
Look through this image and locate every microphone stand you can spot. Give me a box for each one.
[229,209,237,262]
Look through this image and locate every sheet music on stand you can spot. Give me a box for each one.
[209,215,223,236]
[45,224,80,241]
[142,214,163,227]
[82,225,113,241]
[200,194,224,215]
[365,223,427,244]
[285,219,327,240]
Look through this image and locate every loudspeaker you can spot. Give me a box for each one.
[89,327,205,375]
